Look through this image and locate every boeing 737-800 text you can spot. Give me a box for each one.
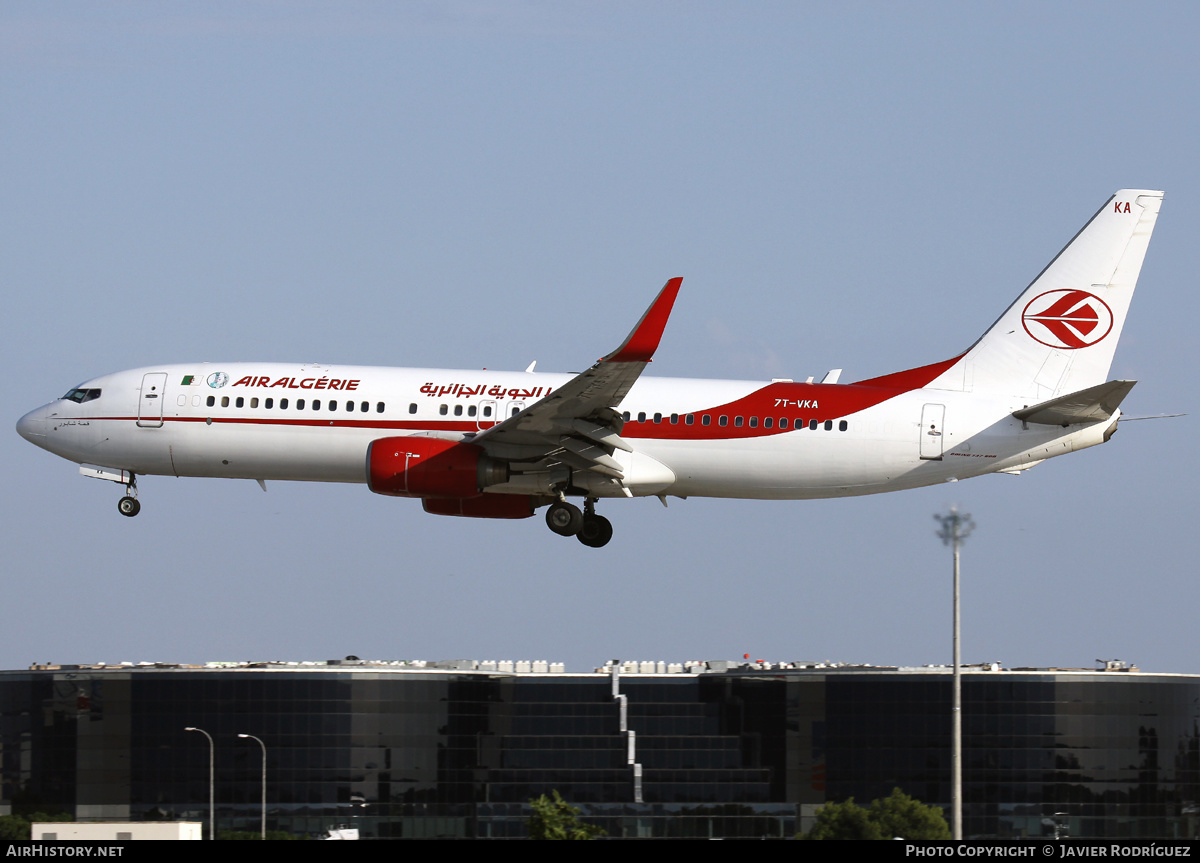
[17,190,1162,547]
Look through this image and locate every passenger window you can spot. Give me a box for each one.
[622,411,630,422]
[839,420,848,431]
[265,398,273,409]
[719,416,728,427]
[685,414,694,425]
[236,397,244,408]
[408,403,417,414]
[779,417,788,429]
[176,395,186,407]
[328,400,336,411]
[251,398,259,408]
[824,420,833,431]
[192,395,201,407]
[297,399,306,410]
[702,415,711,426]
[670,413,678,424]
[734,416,743,427]
[748,417,758,428]
[468,405,477,417]
[280,398,289,409]
[376,402,385,413]
[313,399,321,411]
[653,413,662,423]
[763,417,772,429]
[221,396,229,408]
[454,405,463,416]
[809,419,818,430]
[206,396,215,407]
[439,404,448,415]
[345,401,354,412]
[638,412,646,423]
[483,405,492,417]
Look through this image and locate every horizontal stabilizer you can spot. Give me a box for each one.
[1012,380,1136,426]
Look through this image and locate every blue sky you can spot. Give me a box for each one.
[3,2,1197,672]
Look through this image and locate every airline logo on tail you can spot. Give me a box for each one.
[1021,289,1114,350]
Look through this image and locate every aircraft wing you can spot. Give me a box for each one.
[471,278,682,480]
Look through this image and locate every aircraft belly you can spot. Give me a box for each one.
[132,421,370,483]
[639,433,919,500]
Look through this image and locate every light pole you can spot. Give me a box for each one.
[238,734,267,839]
[184,727,215,840]
[934,505,974,841]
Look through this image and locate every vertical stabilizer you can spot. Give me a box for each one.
[927,190,1163,400]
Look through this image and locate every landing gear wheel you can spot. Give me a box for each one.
[117,496,141,518]
[545,501,584,536]
[577,514,613,548]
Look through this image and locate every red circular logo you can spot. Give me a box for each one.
[1021,290,1113,350]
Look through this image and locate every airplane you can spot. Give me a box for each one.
[16,189,1162,548]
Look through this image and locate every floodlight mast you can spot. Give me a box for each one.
[935,506,974,841]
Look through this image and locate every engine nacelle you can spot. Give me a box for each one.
[367,436,507,498]
[423,495,534,519]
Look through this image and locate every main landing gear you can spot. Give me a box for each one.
[117,475,141,518]
[545,497,613,548]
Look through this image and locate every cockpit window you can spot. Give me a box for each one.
[61,388,102,404]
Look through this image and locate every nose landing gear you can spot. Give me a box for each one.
[117,475,140,517]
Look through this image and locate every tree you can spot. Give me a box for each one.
[527,790,605,840]
[799,797,883,840]
[869,788,951,840]
[799,788,949,840]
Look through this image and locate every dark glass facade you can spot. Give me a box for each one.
[1,665,1197,839]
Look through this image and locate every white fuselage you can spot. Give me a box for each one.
[17,362,1113,501]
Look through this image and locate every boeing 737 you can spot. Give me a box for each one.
[17,190,1162,547]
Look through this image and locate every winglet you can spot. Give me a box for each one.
[602,278,683,363]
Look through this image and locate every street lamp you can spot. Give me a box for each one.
[184,727,215,840]
[238,733,267,839]
[934,505,974,841]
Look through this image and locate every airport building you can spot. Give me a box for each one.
[1,659,1197,839]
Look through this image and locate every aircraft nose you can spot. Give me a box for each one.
[16,406,46,443]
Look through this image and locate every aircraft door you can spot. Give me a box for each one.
[476,400,497,430]
[919,403,945,460]
[137,372,168,428]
